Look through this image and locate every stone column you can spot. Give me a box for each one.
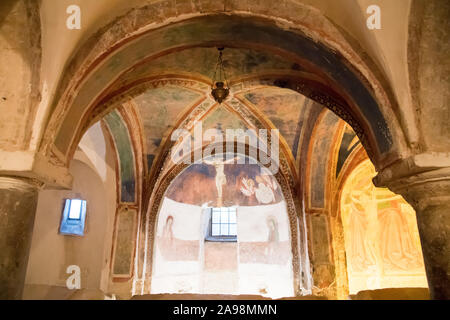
[0,176,42,299]
[374,160,450,300]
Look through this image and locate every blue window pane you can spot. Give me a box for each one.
[212,211,221,223]
[212,224,220,236]
[209,207,238,240]
[220,211,229,223]
[229,224,237,236]
[60,199,87,236]
[220,224,228,235]
[68,199,82,220]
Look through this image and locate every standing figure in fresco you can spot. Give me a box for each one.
[159,215,174,260]
[266,216,279,257]
[162,215,174,241]
[342,161,427,293]
[158,214,200,262]
[345,175,424,279]
[378,199,423,271]
[346,176,381,277]
[203,157,236,206]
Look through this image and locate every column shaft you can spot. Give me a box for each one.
[0,176,40,299]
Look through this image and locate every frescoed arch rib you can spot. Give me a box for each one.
[104,110,136,203]
[46,15,398,171]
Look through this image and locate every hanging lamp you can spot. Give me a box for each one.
[211,47,230,104]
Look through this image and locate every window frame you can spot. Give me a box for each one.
[59,198,87,236]
[205,207,237,242]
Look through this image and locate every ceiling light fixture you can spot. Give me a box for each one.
[211,47,230,104]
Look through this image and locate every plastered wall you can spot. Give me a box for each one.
[151,198,294,298]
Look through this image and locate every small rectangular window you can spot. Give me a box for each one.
[206,207,237,242]
[68,199,83,220]
[59,199,87,236]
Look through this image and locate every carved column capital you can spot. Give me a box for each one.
[0,176,45,192]
[0,151,73,190]
[373,153,450,209]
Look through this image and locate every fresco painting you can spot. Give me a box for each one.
[165,158,283,207]
[243,87,311,158]
[310,214,331,265]
[309,111,340,209]
[238,214,291,266]
[336,124,360,177]
[55,17,393,157]
[112,208,136,275]
[157,214,200,262]
[202,105,249,133]
[151,198,203,294]
[151,158,294,298]
[341,160,427,294]
[116,47,302,87]
[104,110,136,203]
[134,86,201,170]
[309,214,335,289]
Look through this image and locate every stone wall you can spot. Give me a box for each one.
[23,153,116,299]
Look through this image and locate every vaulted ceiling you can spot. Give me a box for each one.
[39,0,412,118]
[4,0,447,192]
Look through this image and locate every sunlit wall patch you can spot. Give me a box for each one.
[59,199,87,236]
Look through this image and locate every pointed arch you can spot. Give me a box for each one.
[39,12,406,178]
[139,141,311,295]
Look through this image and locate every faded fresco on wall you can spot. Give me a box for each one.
[104,110,136,203]
[115,47,303,88]
[239,208,291,266]
[340,160,427,294]
[336,124,360,178]
[309,214,334,290]
[202,105,249,133]
[112,208,136,276]
[243,87,313,159]
[151,159,294,298]
[55,17,393,157]
[237,201,294,298]
[309,110,340,209]
[165,156,283,207]
[157,213,200,262]
[151,198,203,294]
[134,86,202,170]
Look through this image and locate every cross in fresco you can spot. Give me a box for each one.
[203,156,237,206]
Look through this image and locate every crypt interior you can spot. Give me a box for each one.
[0,0,448,300]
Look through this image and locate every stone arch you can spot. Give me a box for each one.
[67,76,210,165]
[329,142,368,299]
[139,141,310,296]
[101,105,145,284]
[231,75,380,165]
[103,108,138,204]
[137,81,301,212]
[39,10,407,175]
[131,87,311,293]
